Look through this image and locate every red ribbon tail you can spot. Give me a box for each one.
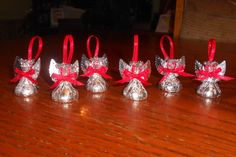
[27,77,38,85]
[10,75,37,85]
[80,72,91,77]
[50,81,61,89]
[195,77,204,81]
[10,76,20,83]
[101,73,113,79]
[141,81,152,86]
[219,76,235,81]
[179,72,194,77]
[116,78,130,84]
[71,80,84,86]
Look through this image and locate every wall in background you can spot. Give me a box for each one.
[0,0,32,19]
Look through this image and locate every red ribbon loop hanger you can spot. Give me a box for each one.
[160,35,174,59]
[132,35,139,62]
[87,35,100,58]
[208,39,216,62]
[63,34,74,64]
[28,36,43,61]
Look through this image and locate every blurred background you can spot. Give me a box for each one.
[0,0,176,40]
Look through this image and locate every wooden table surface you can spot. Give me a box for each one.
[0,32,236,157]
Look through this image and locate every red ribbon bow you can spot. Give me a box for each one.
[117,68,151,85]
[196,67,234,81]
[81,66,112,79]
[10,36,43,85]
[82,35,112,79]
[158,35,193,83]
[158,65,193,83]
[10,68,37,84]
[50,70,84,89]
[195,39,234,81]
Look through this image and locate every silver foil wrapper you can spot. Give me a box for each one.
[155,56,185,93]
[81,54,108,93]
[195,60,226,98]
[14,57,40,97]
[49,59,79,103]
[119,59,151,101]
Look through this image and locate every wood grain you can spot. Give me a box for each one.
[0,32,236,157]
[174,0,185,39]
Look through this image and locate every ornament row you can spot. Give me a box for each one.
[11,34,234,103]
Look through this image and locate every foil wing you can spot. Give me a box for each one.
[195,60,203,72]
[102,54,108,67]
[81,54,90,73]
[49,59,58,79]
[217,60,226,76]
[119,59,129,76]
[71,60,79,77]
[155,55,164,68]
[32,58,41,79]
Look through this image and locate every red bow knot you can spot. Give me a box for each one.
[158,65,193,83]
[196,68,234,81]
[81,66,112,79]
[10,68,37,84]
[117,68,151,85]
[50,72,84,89]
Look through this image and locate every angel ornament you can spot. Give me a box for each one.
[49,35,83,103]
[156,35,193,93]
[195,39,234,98]
[117,35,151,101]
[81,35,112,93]
[11,36,43,97]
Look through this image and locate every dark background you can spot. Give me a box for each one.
[0,0,176,39]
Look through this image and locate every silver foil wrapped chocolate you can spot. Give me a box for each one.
[118,59,151,101]
[81,54,111,93]
[13,57,40,97]
[49,59,80,103]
